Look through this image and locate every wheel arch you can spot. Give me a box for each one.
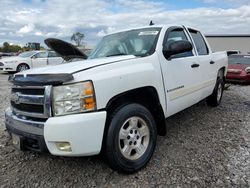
[105,86,166,136]
[16,63,30,71]
[218,67,226,80]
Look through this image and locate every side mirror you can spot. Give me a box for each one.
[163,40,193,59]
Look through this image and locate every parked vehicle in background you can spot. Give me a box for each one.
[5,25,227,173]
[227,50,241,56]
[0,50,64,73]
[226,55,250,84]
[0,52,14,59]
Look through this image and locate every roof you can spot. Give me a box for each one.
[107,25,166,35]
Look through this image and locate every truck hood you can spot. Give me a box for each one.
[17,55,136,75]
[44,38,87,61]
[12,55,136,85]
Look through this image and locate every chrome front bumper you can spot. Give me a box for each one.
[5,107,107,156]
[5,108,44,135]
[5,108,47,152]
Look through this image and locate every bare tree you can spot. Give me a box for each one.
[71,32,85,47]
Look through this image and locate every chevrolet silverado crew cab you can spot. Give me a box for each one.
[5,25,228,173]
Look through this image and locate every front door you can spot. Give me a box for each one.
[31,51,48,68]
[47,51,64,65]
[158,26,202,117]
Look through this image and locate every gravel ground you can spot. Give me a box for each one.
[0,73,249,187]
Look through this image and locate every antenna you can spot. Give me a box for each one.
[149,20,155,26]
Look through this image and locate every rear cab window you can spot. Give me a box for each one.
[188,29,209,55]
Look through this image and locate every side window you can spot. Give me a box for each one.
[48,51,60,58]
[189,30,209,55]
[164,29,193,59]
[34,52,47,58]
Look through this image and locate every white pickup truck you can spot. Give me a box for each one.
[5,25,227,173]
[0,50,64,73]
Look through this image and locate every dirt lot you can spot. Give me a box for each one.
[0,72,249,188]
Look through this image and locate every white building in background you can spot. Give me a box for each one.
[206,35,250,54]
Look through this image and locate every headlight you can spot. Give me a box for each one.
[52,81,96,116]
[4,60,18,64]
[245,67,250,74]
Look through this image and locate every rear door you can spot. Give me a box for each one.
[159,26,202,117]
[47,51,64,65]
[31,51,48,68]
[188,29,216,98]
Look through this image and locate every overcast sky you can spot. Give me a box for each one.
[1,0,250,47]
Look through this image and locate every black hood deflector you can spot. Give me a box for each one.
[10,74,74,86]
[44,38,88,61]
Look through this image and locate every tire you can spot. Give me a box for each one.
[105,103,157,173]
[206,78,224,107]
[17,64,29,72]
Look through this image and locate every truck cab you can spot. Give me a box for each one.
[5,25,228,173]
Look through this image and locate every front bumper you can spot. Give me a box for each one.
[5,109,47,152]
[0,63,16,72]
[5,108,107,156]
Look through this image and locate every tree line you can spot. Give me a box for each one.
[0,32,86,53]
[0,42,22,53]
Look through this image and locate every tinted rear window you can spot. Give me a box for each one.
[189,30,209,55]
[228,56,250,65]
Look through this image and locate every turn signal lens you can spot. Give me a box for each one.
[82,97,95,110]
[83,82,94,96]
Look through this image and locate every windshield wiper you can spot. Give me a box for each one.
[106,53,127,57]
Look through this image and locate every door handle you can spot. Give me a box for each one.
[210,61,215,64]
[191,63,200,68]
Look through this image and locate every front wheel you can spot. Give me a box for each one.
[17,64,29,72]
[206,78,224,107]
[105,103,157,173]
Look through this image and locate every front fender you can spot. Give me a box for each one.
[72,54,167,116]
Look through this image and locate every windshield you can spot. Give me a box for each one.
[229,55,250,65]
[89,27,161,59]
[18,51,37,58]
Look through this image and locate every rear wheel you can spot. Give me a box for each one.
[17,64,29,72]
[105,103,157,173]
[206,78,224,107]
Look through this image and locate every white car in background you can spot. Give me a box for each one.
[0,50,64,73]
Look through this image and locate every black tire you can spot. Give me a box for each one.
[206,78,224,107]
[17,64,29,72]
[105,103,157,173]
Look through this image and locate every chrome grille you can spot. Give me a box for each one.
[10,85,52,119]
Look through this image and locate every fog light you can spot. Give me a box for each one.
[55,142,72,152]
